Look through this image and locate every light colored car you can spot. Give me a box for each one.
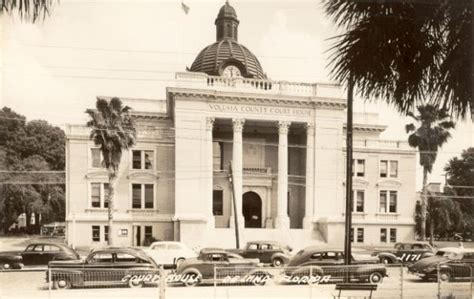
[143,241,197,268]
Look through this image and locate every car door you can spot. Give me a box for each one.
[21,245,38,266]
[149,243,167,265]
[83,252,114,286]
[244,243,259,260]
[396,243,412,263]
[42,245,61,264]
[166,243,181,265]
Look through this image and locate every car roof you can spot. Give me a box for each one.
[26,242,70,249]
[396,242,431,246]
[150,241,182,246]
[200,248,228,255]
[247,240,282,245]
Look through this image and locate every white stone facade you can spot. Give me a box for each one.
[65,73,417,250]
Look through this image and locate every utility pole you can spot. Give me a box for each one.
[228,161,240,249]
[343,75,354,267]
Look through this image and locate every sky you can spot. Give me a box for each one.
[1,0,473,189]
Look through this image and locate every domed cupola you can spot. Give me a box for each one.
[190,1,266,79]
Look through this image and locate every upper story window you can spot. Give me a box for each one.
[379,190,398,213]
[390,228,397,243]
[352,190,365,212]
[380,228,387,243]
[352,159,365,177]
[131,183,154,209]
[91,148,103,168]
[380,160,398,178]
[132,150,154,170]
[213,190,224,216]
[90,183,109,208]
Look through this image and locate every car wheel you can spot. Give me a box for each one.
[439,271,452,282]
[183,271,201,287]
[128,279,145,288]
[175,258,185,268]
[53,279,72,290]
[1,263,11,270]
[272,258,284,268]
[368,272,383,284]
[380,257,391,265]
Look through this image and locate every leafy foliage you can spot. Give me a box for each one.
[324,0,472,118]
[1,0,57,23]
[0,107,65,233]
[444,148,474,235]
[406,105,455,173]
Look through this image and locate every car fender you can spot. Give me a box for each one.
[377,252,398,263]
[352,265,387,276]
[246,268,273,280]
[271,253,290,264]
[180,267,203,279]
[49,269,84,285]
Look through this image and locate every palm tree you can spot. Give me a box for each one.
[323,0,472,118]
[406,104,455,240]
[86,98,136,246]
[1,0,57,22]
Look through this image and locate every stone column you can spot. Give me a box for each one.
[229,118,245,228]
[275,121,290,229]
[206,117,215,228]
[303,122,315,229]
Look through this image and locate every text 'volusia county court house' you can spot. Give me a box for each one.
[65,2,417,249]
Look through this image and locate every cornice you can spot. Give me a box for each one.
[167,88,347,110]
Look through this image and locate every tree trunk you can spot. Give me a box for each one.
[421,167,428,241]
[429,218,435,246]
[107,172,117,246]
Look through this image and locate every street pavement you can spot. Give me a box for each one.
[0,268,471,299]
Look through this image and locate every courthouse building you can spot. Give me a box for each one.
[65,2,417,249]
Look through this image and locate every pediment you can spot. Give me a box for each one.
[85,170,108,179]
[353,177,370,187]
[127,171,159,180]
[376,179,402,188]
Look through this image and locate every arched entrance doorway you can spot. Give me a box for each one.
[242,192,262,228]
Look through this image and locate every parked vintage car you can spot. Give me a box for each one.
[408,248,474,282]
[372,242,436,264]
[227,241,292,267]
[0,252,24,270]
[175,248,272,286]
[0,242,79,267]
[46,247,159,289]
[284,247,387,284]
[142,241,197,268]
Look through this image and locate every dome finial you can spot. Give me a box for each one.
[215,1,239,41]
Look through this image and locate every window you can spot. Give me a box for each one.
[357,228,364,243]
[380,191,397,213]
[248,244,258,250]
[389,191,398,213]
[104,225,109,242]
[380,228,387,243]
[92,226,100,242]
[168,244,181,250]
[91,148,103,168]
[390,161,398,178]
[380,160,398,178]
[352,159,365,177]
[151,243,166,250]
[89,253,112,263]
[311,253,322,260]
[43,245,60,252]
[353,190,364,212]
[90,183,109,208]
[116,253,138,263]
[213,190,223,216]
[390,228,397,243]
[350,228,354,243]
[213,142,223,171]
[132,150,154,170]
[33,245,43,252]
[144,226,153,240]
[380,161,388,178]
[131,184,154,209]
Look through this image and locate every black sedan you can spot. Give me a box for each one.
[46,247,159,289]
[408,248,474,282]
[284,247,387,284]
[0,242,79,268]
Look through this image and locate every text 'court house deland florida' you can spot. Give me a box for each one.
[64,2,416,249]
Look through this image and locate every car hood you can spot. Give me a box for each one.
[0,251,23,256]
[409,256,449,272]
